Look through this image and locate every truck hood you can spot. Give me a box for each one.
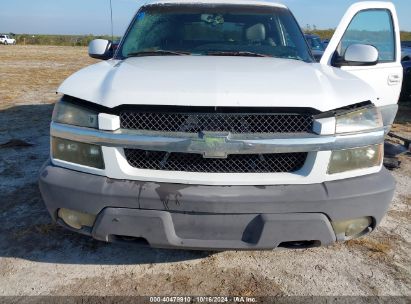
[58,56,376,112]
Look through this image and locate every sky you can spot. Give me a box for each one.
[0,0,410,36]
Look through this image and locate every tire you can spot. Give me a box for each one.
[4,41,8,45]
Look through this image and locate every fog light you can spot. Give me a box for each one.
[58,208,96,230]
[52,137,105,169]
[332,217,372,240]
[328,144,383,174]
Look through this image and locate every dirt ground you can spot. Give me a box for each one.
[0,45,410,297]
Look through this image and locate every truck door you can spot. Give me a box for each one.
[321,2,403,107]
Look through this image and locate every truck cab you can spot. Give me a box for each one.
[39,0,402,250]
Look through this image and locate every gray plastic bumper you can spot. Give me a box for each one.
[39,162,395,250]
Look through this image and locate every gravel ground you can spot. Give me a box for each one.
[0,45,410,297]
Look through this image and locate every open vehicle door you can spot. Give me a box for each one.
[321,1,403,107]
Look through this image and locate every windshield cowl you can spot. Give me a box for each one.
[126,50,192,57]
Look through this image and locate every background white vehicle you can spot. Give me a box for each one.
[40,0,403,250]
[0,34,16,45]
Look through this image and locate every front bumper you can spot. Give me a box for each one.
[39,163,395,250]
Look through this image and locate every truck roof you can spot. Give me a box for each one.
[143,0,287,9]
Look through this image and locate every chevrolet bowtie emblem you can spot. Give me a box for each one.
[187,133,245,159]
[202,135,229,158]
[175,133,249,158]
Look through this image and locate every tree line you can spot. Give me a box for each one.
[3,34,121,46]
[304,28,411,41]
[2,31,411,46]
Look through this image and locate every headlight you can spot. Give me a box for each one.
[328,144,383,174]
[52,137,105,169]
[335,106,382,134]
[52,99,99,128]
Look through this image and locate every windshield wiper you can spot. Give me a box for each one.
[126,50,191,57]
[206,51,271,57]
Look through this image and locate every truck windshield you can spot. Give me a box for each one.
[118,4,313,62]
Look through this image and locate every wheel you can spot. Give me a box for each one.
[4,41,8,45]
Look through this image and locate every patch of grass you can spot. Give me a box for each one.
[0,45,97,110]
[346,238,391,255]
[402,194,411,205]
[13,223,57,239]
[13,227,33,239]
[34,223,57,235]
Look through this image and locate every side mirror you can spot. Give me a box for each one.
[343,44,379,66]
[89,39,113,60]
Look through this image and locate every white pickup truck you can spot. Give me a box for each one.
[39,0,402,250]
[0,35,16,45]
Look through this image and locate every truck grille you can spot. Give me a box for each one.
[124,149,307,173]
[120,111,313,133]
